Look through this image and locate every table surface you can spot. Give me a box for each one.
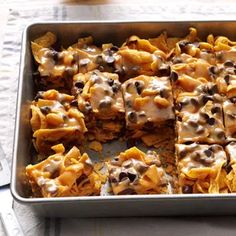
[1,0,236,235]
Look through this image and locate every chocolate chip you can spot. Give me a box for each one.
[136,163,148,174]
[135,81,143,95]
[112,83,121,93]
[46,50,59,62]
[200,112,210,121]
[208,66,219,75]
[190,98,199,107]
[224,60,234,67]
[182,185,193,193]
[74,80,84,89]
[207,117,215,125]
[211,106,221,114]
[96,120,103,128]
[96,55,103,64]
[204,149,212,157]
[119,172,128,181]
[158,65,171,76]
[178,41,191,49]
[216,130,225,140]
[79,58,90,67]
[230,97,236,103]
[175,103,182,111]
[179,150,187,159]
[177,116,182,122]
[99,99,112,109]
[110,45,119,52]
[128,111,137,123]
[189,120,198,128]
[106,56,115,64]
[160,89,169,98]
[224,75,230,85]
[70,99,78,107]
[40,106,51,115]
[170,71,179,81]
[201,95,212,104]
[208,84,218,95]
[107,78,114,86]
[127,172,137,182]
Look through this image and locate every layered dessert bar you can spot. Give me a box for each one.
[115,35,170,81]
[31,89,87,154]
[175,83,225,144]
[122,75,175,138]
[31,33,118,91]
[26,144,102,197]
[107,147,169,195]
[72,70,125,142]
[176,143,228,193]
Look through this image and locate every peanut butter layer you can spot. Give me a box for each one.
[107,147,169,195]
[176,83,225,144]
[223,100,236,141]
[122,75,175,137]
[26,144,102,197]
[31,89,87,154]
[176,143,228,194]
[72,70,125,142]
[225,142,236,192]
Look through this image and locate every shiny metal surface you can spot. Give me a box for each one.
[11,21,236,217]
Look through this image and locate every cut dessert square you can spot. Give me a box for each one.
[72,70,125,142]
[175,83,225,144]
[31,33,118,91]
[31,89,87,154]
[122,75,175,138]
[176,143,228,193]
[107,147,170,195]
[225,142,236,192]
[114,35,170,81]
[223,99,236,141]
[170,57,215,98]
[26,144,102,197]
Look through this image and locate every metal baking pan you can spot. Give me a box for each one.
[11,21,236,217]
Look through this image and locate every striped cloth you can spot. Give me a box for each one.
[1,3,236,235]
